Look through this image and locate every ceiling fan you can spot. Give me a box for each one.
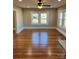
[37,0,51,9]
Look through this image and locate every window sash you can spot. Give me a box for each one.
[40,13,47,24]
[32,13,39,24]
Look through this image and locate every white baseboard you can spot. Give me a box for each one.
[16,27,56,34]
[16,27,24,34]
[24,27,56,29]
[58,39,66,50]
[56,28,66,37]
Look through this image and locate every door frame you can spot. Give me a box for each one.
[13,9,17,32]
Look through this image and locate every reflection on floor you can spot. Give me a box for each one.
[32,32,39,46]
[32,32,48,47]
[13,29,66,59]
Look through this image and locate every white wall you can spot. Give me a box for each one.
[23,8,57,28]
[13,7,24,33]
[57,5,66,36]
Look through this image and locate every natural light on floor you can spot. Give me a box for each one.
[32,32,48,47]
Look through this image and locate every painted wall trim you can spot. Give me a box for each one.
[24,27,56,29]
[58,39,66,50]
[16,27,24,34]
[56,28,66,37]
[16,27,66,35]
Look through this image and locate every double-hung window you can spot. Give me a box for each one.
[58,10,66,29]
[40,13,48,24]
[32,13,39,24]
[58,12,63,26]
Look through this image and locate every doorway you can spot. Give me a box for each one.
[13,11,16,31]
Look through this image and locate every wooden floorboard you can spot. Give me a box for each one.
[13,29,66,59]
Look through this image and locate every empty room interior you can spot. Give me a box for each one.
[13,0,66,59]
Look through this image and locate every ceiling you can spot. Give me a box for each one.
[13,0,66,8]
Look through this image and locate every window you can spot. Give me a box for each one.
[63,11,66,27]
[58,10,66,29]
[59,12,63,26]
[31,13,48,25]
[41,13,48,24]
[32,13,39,24]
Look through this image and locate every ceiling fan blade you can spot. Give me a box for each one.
[43,5,51,7]
[37,0,51,7]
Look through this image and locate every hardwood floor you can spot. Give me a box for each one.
[13,29,66,59]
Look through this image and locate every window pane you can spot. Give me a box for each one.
[41,13,47,18]
[41,20,47,24]
[32,19,38,24]
[64,12,66,27]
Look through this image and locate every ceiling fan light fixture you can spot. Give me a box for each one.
[58,0,61,2]
[38,5,43,9]
[38,2,43,9]
[18,0,22,2]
